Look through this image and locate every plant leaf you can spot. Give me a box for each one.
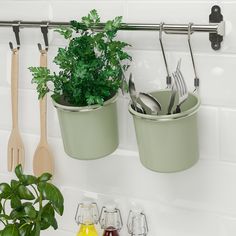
[34,222,41,236]
[0,183,12,199]
[0,214,11,221]
[10,195,21,209]
[10,209,25,220]
[54,27,73,40]
[17,185,35,200]
[38,182,64,215]
[1,224,20,236]
[10,180,19,189]
[28,225,37,236]
[40,203,56,230]
[19,224,33,236]
[15,165,24,181]
[38,173,52,182]
[24,205,37,219]
[22,175,38,186]
[51,217,58,230]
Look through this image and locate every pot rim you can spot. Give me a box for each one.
[128,90,201,122]
[52,93,118,112]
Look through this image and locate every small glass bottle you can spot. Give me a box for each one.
[127,208,148,236]
[99,204,123,236]
[75,201,99,236]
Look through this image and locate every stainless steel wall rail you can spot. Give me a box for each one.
[0,5,226,50]
[0,21,225,36]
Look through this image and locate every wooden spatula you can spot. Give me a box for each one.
[33,49,54,176]
[7,47,25,171]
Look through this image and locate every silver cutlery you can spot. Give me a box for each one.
[137,92,162,115]
[128,73,145,113]
[167,83,177,115]
[119,60,128,95]
[173,60,188,113]
[166,60,184,115]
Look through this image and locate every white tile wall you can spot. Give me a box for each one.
[219,108,236,163]
[0,1,235,235]
[198,106,220,160]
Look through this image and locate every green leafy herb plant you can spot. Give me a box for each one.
[29,9,132,107]
[0,165,64,236]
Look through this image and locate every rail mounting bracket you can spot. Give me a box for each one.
[209,5,224,50]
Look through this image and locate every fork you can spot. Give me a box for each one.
[7,47,25,171]
[166,60,180,115]
[167,82,176,115]
[173,60,188,113]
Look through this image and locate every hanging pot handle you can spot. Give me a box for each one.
[188,23,200,93]
[159,22,172,89]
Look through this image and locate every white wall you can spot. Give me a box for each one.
[0,1,235,235]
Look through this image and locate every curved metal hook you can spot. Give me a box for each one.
[38,21,49,52]
[9,21,21,50]
[159,22,171,88]
[188,22,199,92]
[159,22,163,42]
[188,22,193,40]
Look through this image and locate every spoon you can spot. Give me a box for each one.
[119,60,128,95]
[128,74,144,113]
[137,92,162,115]
[33,49,54,176]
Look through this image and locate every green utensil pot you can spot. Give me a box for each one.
[129,90,201,173]
[53,94,119,160]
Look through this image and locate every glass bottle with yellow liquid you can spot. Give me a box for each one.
[75,201,99,236]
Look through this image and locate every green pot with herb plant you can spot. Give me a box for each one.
[30,10,131,160]
[0,165,64,236]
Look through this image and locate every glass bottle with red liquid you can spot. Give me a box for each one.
[127,208,148,236]
[75,201,99,236]
[99,205,123,236]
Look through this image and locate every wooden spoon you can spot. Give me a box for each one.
[33,49,54,176]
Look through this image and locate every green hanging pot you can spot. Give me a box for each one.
[53,94,119,160]
[129,90,201,173]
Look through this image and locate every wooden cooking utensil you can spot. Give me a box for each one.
[33,49,54,176]
[7,48,25,171]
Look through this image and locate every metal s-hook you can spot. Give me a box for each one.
[188,22,199,92]
[159,22,172,88]
[38,21,49,51]
[9,21,21,50]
